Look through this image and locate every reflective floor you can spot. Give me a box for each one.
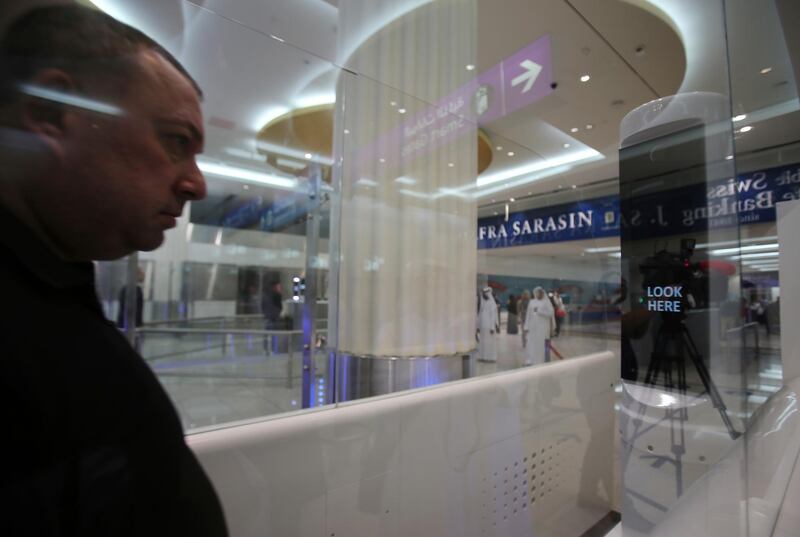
[144,319,619,431]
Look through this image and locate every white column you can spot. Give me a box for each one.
[331,0,477,357]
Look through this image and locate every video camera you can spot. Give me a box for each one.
[638,238,709,313]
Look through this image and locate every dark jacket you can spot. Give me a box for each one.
[0,208,228,536]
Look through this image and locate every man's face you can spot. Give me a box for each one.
[33,50,206,260]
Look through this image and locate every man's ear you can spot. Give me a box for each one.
[19,69,78,158]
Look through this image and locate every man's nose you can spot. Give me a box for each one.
[176,159,207,201]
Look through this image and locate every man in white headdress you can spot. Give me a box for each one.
[477,286,499,362]
[524,287,554,365]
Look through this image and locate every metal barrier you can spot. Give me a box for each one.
[136,327,303,388]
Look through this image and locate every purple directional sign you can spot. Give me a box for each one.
[501,34,553,115]
[349,34,553,175]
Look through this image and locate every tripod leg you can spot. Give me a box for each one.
[681,326,741,439]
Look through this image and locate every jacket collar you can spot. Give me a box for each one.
[0,205,94,289]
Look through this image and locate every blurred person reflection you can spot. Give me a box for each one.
[477,286,499,362]
[552,290,565,337]
[524,287,554,365]
[117,266,145,329]
[507,293,518,335]
[518,289,530,348]
[0,5,227,536]
[261,279,283,354]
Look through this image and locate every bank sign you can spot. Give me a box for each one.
[478,163,800,249]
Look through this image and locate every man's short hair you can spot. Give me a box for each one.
[0,4,202,104]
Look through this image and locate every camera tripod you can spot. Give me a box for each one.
[643,316,741,440]
[623,315,741,498]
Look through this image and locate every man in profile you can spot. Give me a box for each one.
[0,4,228,535]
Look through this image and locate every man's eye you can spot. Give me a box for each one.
[163,134,192,158]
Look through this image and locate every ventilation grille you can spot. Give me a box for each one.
[478,437,574,534]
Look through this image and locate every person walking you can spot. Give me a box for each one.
[524,287,554,365]
[552,290,566,337]
[477,286,499,362]
[518,290,531,348]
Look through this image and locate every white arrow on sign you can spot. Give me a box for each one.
[511,59,543,94]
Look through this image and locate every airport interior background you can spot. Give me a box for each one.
[18,0,800,535]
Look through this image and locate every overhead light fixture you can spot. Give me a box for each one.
[711,243,778,256]
[563,143,571,148]
[395,176,417,185]
[507,151,515,156]
[732,114,747,122]
[760,67,772,74]
[448,162,455,167]
[356,178,379,187]
[476,148,602,188]
[277,157,306,170]
[509,197,515,202]
[18,83,123,116]
[580,74,591,82]
[242,184,250,190]
[585,124,593,130]
[198,161,297,189]
[571,184,577,189]
[344,129,350,134]
[379,158,386,163]
[304,153,313,159]
[390,101,397,107]
[466,64,475,71]
[585,246,620,253]
[725,155,734,160]
[255,140,334,166]
[731,252,780,260]
[739,126,753,133]
[398,108,407,114]
[269,34,285,43]
[570,127,579,133]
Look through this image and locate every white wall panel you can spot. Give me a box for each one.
[189,351,617,537]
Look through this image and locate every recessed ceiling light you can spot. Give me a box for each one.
[585,124,593,130]
[563,143,571,148]
[732,114,747,122]
[739,125,753,133]
[760,67,772,75]
[570,127,579,133]
[496,146,503,151]
[379,158,386,163]
[725,155,734,160]
[448,162,454,167]
[580,74,591,82]
[528,191,532,195]
[507,151,515,157]
[398,108,406,114]
[509,197,515,202]
[343,129,350,134]
[571,184,577,189]
[242,184,250,190]
[466,64,475,71]
[494,211,499,216]
[389,101,397,107]
[304,153,312,159]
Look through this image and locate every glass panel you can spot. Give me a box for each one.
[616,4,747,535]
[726,1,800,537]
[93,1,343,429]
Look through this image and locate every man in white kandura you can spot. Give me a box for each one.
[477,286,499,362]
[524,286,554,365]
